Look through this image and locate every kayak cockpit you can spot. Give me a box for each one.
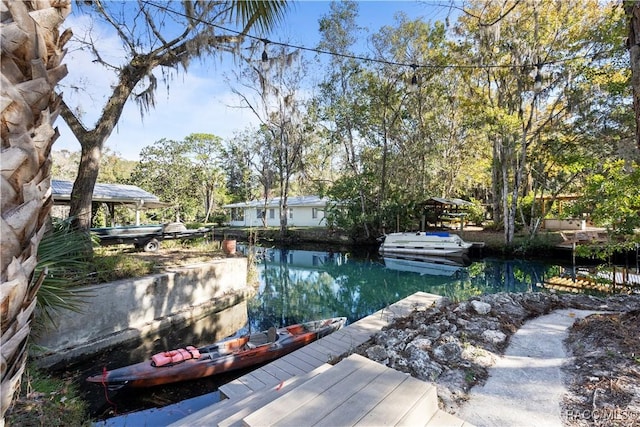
[245,327,279,349]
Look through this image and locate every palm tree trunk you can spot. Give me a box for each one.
[0,0,70,421]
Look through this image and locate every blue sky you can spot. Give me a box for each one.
[55,1,456,160]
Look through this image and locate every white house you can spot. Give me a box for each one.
[223,195,331,227]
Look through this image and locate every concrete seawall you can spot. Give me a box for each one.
[33,257,250,368]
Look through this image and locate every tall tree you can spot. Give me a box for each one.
[129,135,227,222]
[0,0,71,420]
[183,133,227,223]
[224,127,275,203]
[627,0,640,148]
[233,43,311,235]
[61,0,289,230]
[457,0,626,243]
[316,1,375,236]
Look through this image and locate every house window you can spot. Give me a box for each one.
[312,208,319,219]
[269,208,275,219]
[231,208,244,221]
[257,209,265,219]
[289,208,293,219]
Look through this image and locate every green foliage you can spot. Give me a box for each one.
[33,218,94,334]
[129,134,229,222]
[51,147,136,183]
[576,161,640,236]
[452,0,629,243]
[465,199,486,226]
[223,129,262,202]
[90,248,155,283]
[54,1,632,246]
[212,211,229,226]
[5,365,91,426]
[569,160,640,259]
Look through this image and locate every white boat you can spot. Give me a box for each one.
[379,231,473,257]
[383,254,469,277]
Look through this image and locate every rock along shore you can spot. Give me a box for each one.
[354,292,640,420]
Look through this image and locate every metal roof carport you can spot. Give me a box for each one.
[51,180,170,226]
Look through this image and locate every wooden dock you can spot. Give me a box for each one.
[169,292,472,426]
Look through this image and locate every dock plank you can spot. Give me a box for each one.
[234,371,267,392]
[331,328,372,344]
[286,348,326,368]
[294,344,333,364]
[314,367,410,427]
[397,386,440,427]
[258,360,294,382]
[183,292,444,425]
[281,351,318,372]
[217,364,333,427]
[263,355,390,427]
[244,366,281,388]
[219,380,252,400]
[268,357,307,376]
[242,356,368,426]
[172,364,332,427]
[317,333,358,351]
[354,373,436,426]
[304,336,353,355]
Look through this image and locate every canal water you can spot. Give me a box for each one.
[63,247,578,425]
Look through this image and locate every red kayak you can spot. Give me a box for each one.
[87,317,346,389]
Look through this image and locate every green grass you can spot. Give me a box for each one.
[460,229,564,255]
[4,365,92,427]
[91,247,156,282]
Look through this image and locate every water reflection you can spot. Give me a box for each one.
[242,247,562,333]
[82,247,566,422]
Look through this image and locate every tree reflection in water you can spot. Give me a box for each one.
[243,247,564,333]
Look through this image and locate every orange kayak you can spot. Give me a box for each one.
[87,317,346,389]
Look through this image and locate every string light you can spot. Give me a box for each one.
[141,1,618,73]
[408,64,419,92]
[534,65,543,93]
[261,39,270,71]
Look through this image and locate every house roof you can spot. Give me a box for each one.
[423,197,473,207]
[223,195,330,209]
[51,180,169,209]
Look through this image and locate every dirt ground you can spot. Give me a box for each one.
[562,310,640,427]
[123,245,228,270]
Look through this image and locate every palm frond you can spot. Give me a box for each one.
[232,0,289,35]
[32,218,95,335]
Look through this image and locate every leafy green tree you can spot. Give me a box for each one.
[182,134,228,223]
[576,160,640,237]
[233,43,313,234]
[224,129,262,203]
[130,137,208,222]
[455,0,628,243]
[316,1,374,236]
[318,8,487,237]
[626,0,640,147]
[61,1,289,231]
[52,148,136,183]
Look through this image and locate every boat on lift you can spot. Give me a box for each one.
[379,231,473,257]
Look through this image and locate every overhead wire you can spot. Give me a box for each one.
[140,0,618,72]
